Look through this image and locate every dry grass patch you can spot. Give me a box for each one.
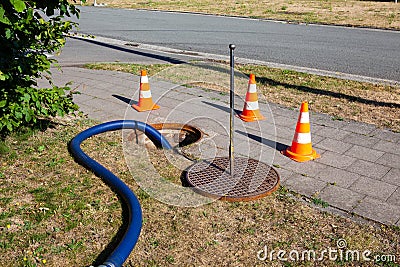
[80,0,400,30]
[0,119,126,266]
[84,62,171,77]
[1,119,399,266]
[237,64,400,132]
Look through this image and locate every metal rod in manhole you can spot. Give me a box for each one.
[229,44,236,177]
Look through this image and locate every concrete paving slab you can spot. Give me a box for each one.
[274,168,294,184]
[272,153,293,167]
[272,105,298,119]
[313,115,346,129]
[375,153,400,169]
[275,126,295,141]
[342,133,379,147]
[314,138,353,154]
[344,145,385,162]
[317,151,357,169]
[341,121,377,135]
[283,160,328,177]
[346,159,391,180]
[90,110,122,122]
[158,97,185,110]
[144,107,174,121]
[73,93,96,105]
[350,176,397,201]
[370,128,400,143]
[272,115,297,128]
[387,188,400,206]
[239,122,277,138]
[353,197,400,225]
[315,166,361,188]
[309,134,325,145]
[381,168,400,186]
[373,140,400,155]
[319,185,364,212]
[284,174,327,196]
[313,126,350,141]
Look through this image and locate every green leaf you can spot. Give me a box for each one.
[0,1,80,135]
[26,7,33,22]
[5,29,12,39]
[0,71,6,81]
[10,0,26,12]
[6,123,13,132]
[22,93,31,102]
[15,111,22,119]
[0,7,11,25]
[25,111,31,122]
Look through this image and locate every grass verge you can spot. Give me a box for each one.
[84,62,400,132]
[80,0,400,30]
[1,119,399,266]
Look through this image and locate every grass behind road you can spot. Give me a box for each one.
[81,0,400,30]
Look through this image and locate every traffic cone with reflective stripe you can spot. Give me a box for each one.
[132,70,160,112]
[283,101,320,162]
[238,74,265,122]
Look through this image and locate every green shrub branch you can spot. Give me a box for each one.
[0,0,82,134]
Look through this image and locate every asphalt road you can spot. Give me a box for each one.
[71,6,400,82]
[57,36,193,66]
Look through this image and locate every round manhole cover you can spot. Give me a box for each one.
[185,157,280,202]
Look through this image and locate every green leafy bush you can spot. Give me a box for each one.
[0,0,80,134]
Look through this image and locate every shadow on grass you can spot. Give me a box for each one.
[1,119,56,141]
[90,196,131,267]
[256,76,400,108]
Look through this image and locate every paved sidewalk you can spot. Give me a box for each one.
[46,66,400,226]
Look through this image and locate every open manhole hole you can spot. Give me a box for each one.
[185,157,280,202]
[131,123,203,149]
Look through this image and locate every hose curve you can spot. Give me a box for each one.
[69,120,172,267]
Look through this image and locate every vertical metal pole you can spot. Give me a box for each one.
[229,44,236,176]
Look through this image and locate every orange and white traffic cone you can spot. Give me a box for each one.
[132,70,160,112]
[238,74,265,122]
[283,101,320,162]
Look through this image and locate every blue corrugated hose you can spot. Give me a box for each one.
[69,120,172,267]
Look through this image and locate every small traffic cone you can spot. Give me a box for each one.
[238,74,265,122]
[283,101,320,162]
[132,70,160,112]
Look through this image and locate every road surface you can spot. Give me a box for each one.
[70,6,400,82]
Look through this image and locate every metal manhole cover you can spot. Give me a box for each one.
[185,157,280,202]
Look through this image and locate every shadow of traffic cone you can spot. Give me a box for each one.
[238,74,265,122]
[283,101,320,162]
[132,70,160,112]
